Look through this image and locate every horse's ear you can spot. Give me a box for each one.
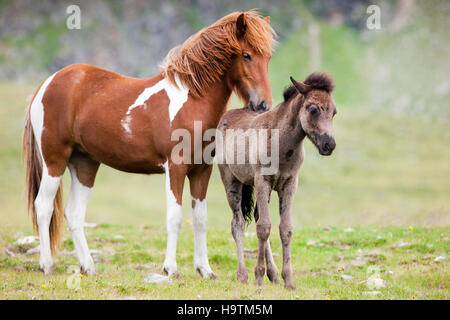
[236,13,247,39]
[290,76,311,95]
[264,16,271,23]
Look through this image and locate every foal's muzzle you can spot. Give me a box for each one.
[248,100,270,113]
[317,133,336,156]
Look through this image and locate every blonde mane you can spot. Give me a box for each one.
[160,10,277,98]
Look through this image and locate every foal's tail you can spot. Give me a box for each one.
[241,184,259,224]
[22,108,64,255]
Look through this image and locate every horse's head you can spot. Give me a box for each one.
[227,13,275,112]
[289,73,337,156]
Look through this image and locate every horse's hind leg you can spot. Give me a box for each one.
[188,164,217,279]
[65,153,100,275]
[35,168,63,275]
[218,165,247,283]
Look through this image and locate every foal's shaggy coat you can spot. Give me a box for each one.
[218,73,337,289]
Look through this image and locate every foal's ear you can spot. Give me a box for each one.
[264,16,271,23]
[236,13,247,39]
[290,76,311,95]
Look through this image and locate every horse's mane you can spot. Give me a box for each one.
[160,10,277,98]
[283,72,334,101]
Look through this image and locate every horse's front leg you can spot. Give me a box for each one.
[162,161,186,278]
[254,175,272,286]
[188,164,217,279]
[277,177,297,290]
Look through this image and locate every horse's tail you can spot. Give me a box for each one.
[241,184,259,224]
[22,107,64,255]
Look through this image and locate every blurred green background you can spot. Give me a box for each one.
[0,0,448,230]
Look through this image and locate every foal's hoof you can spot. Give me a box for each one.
[284,283,296,290]
[266,268,280,284]
[236,270,248,283]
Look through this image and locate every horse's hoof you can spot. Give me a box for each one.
[40,264,56,276]
[196,266,218,280]
[162,266,180,279]
[80,265,96,276]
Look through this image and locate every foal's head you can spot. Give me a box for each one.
[287,73,337,156]
[227,13,276,112]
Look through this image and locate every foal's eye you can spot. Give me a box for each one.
[308,105,320,116]
[242,52,252,61]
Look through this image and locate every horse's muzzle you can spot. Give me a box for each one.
[317,133,336,156]
[248,100,270,113]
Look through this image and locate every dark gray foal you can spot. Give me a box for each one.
[217,73,337,289]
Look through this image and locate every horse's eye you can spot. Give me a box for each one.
[242,52,251,61]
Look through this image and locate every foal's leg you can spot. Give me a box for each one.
[265,239,280,284]
[188,165,217,279]
[162,161,186,277]
[254,175,272,286]
[65,154,99,275]
[277,177,297,290]
[218,165,247,283]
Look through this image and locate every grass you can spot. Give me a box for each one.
[0,224,448,299]
[0,16,449,298]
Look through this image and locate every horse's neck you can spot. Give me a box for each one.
[199,78,233,124]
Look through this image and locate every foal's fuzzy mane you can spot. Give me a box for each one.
[283,72,334,101]
[160,10,277,98]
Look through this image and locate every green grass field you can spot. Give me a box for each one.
[0,17,449,299]
[0,79,448,300]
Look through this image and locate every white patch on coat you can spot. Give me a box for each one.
[162,161,183,276]
[121,75,189,134]
[30,72,57,154]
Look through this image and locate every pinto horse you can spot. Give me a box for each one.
[22,11,276,278]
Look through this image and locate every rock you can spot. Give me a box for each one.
[113,235,125,240]
[434,256,446,262]
[344,228,354,233]
[366,277,387,289]
[14,236,38,246]
[341,274,353,281]
[397,242,412,248]
[142,273,172,284]
[84,222,97,228]
[306,240,316,246]
[4,248,16,257]
[25,245,40,256]
[362,291,381,295]
[244,232,256,238]
[323,226,331,232]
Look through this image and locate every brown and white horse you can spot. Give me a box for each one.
[22,11,276,278]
